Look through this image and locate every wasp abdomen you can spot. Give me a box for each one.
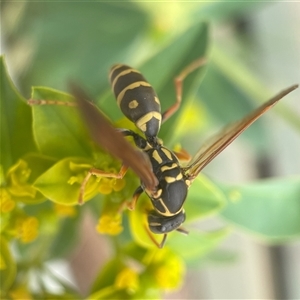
[109,64,161,138]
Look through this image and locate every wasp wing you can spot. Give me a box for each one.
[183,85,298,181]
[70,84,158,191]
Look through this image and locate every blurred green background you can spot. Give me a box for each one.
[1,1,300,299]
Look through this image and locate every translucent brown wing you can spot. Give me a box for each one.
[70,84,158,191]
[183,85,298,181]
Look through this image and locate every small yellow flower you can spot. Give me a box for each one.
[54,203,76,217]
[9,284,33,300]
[115,267,139,294]
[98,178,114,195]
[98,177,126,195]
[7,160,36,198]
[112,178,126,192]
[96,214,123,235]
[17,216,39,243]
[153,249,185,290]
[0,188,15,213]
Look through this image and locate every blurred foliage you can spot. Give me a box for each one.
[1,1,299,299]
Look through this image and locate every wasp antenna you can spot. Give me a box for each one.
[176,227,189,235]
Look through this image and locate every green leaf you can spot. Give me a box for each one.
[30,87,93,159]
[5,2,149,96]
[99,22,209,132]
[197,46,300,152]
[220,176,300,243]
[141,22,209,144]
[185,174,226,221]
[33,157,98,205]
[128,194,158,249]
[0,236,16,292]
[194,1,272,21]
[0,55,36,173]
[168,227,231,265]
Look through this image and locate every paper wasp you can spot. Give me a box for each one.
[29,58,298,248]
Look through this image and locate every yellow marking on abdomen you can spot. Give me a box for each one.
[111,68,141,89]
[136,112,161,132]
[165,173,183,183]
[109,64,123,80]
[129,100,139,109]
[117,82,151,106]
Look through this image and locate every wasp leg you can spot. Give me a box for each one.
[161,57,207,123]
[28,98,99,110]
[117,128,148,150]
[27,99,77,106]
[143,224,167,249]
[127,186,144,211]
[176,227,189,235]
[78,165,128,205]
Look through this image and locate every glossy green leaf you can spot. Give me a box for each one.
[0,236,16,292]
[220,176,300,243]
[33,157,98,205]
[30,87,93,159]
[0,56,36,173]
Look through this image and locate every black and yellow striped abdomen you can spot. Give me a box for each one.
[109,64,162,138]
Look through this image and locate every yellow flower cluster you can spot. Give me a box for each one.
[6,160,36,199]
[96,214,123,235]
[0,188,15,213]
[154,255,184,289]
[115,267,139,294]
[145,248,185,290]
[17,216,39,243]
[98,178,126,195]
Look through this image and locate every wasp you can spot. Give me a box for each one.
[29,59,298,248]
